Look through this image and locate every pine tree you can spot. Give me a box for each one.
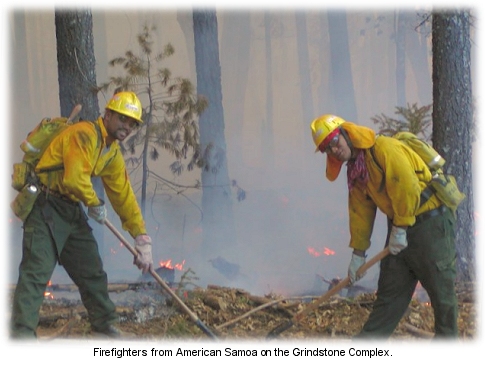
[98,24,208,216]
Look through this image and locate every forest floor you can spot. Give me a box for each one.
[8,279,476,342]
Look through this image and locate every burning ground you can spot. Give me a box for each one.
[9,275,476,341]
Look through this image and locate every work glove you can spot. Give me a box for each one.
[134,234,153,274]
[388,226,408,255]
[348,252,366,284]
[88,200,107,224]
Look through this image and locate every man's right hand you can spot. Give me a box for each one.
[134,235,153,274]
[348,251,366,284]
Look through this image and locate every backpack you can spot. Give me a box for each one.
[11,104,83,191]
[370,131,466,214]
[10,105,100,222]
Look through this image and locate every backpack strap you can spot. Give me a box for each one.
[91,120,103,150]
[369,146,385,193]
[419,186,436,205]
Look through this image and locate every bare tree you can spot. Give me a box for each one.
[432,10,475,282]
[220,11,251,167]
[295,10,315,155]
[98,25,207,216]
[193,9,236,256]
[405,12,432,105]
[55,9,106,255]
[55,9,99,120]
[395,10,407,107]
[327,10,358,121]
[263,11,275,170]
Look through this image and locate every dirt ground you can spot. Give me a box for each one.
[15,279,476,341]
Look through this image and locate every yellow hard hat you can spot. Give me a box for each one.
[105,91,143,123]
[310,114,345,152]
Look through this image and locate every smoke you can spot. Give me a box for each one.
[6,9,429,297]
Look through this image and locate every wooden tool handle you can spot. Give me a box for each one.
[67,104,82,123]
[294,247,390,322]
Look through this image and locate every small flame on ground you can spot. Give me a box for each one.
[44,280,54,300]
[307,246,336,257]
[159,259,186,271]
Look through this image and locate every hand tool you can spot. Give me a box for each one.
[266,247,390,338]
[104,218,219,340]
[66,104,82,123]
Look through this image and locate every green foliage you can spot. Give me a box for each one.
[98,24,208,177]
[370,103,432,140]
[98,23,246,216]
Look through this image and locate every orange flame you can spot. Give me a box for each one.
[44,280,54,300]
[307,246,336,257]
[159,259,186,271]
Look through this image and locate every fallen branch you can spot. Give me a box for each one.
[10,282,160,294]
[215,296,321,330]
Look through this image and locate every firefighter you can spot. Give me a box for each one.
[310,114,458,338]
[11,91,153,339]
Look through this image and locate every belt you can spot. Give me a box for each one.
[415,205,449,224]
[39,183,78,205]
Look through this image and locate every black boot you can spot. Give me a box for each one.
[92,324,122,338]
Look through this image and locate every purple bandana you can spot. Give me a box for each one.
[347,150,369,192]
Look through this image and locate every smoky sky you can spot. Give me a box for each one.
[7,9,476,298]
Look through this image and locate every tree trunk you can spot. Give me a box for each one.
[12,11,30,133]
[404,12,432,105]
[177,10,197,83]
[395,10,407,107]
[263,11,275,170]
[316,12,334,114]
[220,11,251,169]
[327,10,358,121]
[193,9,236,257]
[295,10,315,154]
[55,9,99,120]
[432,10,475,282]
[55,9,105,255]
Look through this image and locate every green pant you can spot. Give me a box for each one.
[11,192,118,338]
[357,207,458,339]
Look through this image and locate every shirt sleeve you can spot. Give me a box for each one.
[99,149,147,238]
[348,186,377,251]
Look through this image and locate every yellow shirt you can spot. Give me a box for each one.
[347,134,441,251]
[36,117,146,238]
